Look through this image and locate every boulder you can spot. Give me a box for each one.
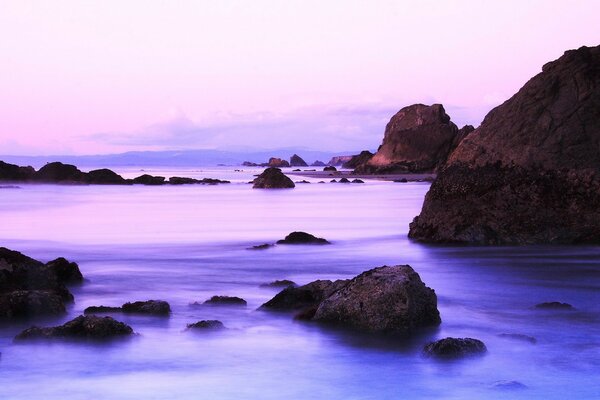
[132,174,166,185]
[409,45,600,244]
[14,315,134,340]
[354,104,465,174]
[338,177,350,183]
[86,169,127,184]
[312,265,440,333]
[203,296,247,306]
[122,300,171,315]
[0,161,35,181]
[44,257,83,283]
[323,166,337,172]
[352,179,364,184]
[276,231,330,245]
[252,168,295,189]
[33,162,86,183]
[423,337,487,358]
[268,158,290,168]
[290,154,308,167]
[260,280,348,311]
[343,151,374,169]
[187,320,225,330]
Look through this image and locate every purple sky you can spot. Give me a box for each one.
[1,1,599,155]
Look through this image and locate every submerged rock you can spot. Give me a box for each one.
[203,296,247,306]
[423,337,487,358]
[14,315,133,340]
[248,243,274,250]
[186,320,225,330]
[535,302,574,310]
[252,168,295,189]
[409,45,600,244]
[276,231,330,245]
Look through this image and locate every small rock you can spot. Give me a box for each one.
[84,305,122,314]
[295,180,310,184]
[252,168,295,189]
[248,243,274,250]
[14,315,134,340]
[203,296,247,306]
[423,337,487,358]
[330,179,337,183]
[323,166,337,172]
[535,302,574,309]
[338,177,350,183]
[187,320,225,330]
[276,231,330,245]
[260,280,297,289]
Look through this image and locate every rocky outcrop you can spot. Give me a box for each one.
[327,156,353,166]
[423,337,487,358]
[187,320,225,330]
[0,161,35,181]
[252,168,295,189]
[343,151,374,169]
[14,315,134,340]
[262,265,440,334]
[0,247,81,319]
[409,45,600,245]
[290,154,308,167]
[276,231,330,245]
[354,104,470,174]
[268,158,290,168]
[34,162,86,182]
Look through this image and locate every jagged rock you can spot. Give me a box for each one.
[33,162,86,182]
[252,168,295,189]
[311,160,326,167]
[132,174,166,185]
[354,104,464,174]
[14,315,133,340]
[86,169,127,184]
[312,265,440,333]
[268,158,290,168]
[423,337,487,358]
[276,231,330,245]
[203,296,247,306]
[290,154,308,167]
[0,161,35,181]
[122,300,171,315]
[260,280,348,311]
[323,166,337,172]
[259,280,297,289]
[343,151,374,169]
[535,302,574,309]
[187,320,225,330]
[409,45,600,244]
[327,156,352,166]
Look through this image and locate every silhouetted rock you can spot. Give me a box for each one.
[327,156,352,166]
[311,160,326,166]
[260,280,348,311]
[290,154,308,167]
[313,265,440,333]
[354,104,463,174]
[276,231,330,245]
[323,166,337,172]
[187,320,225,330]
[248,243,274,250]
[132,174,166,185]
[0,161,35,181]
[410,45,600,244]
[242,161,259,167]
[338,177,350,183]
[423,337,487,358]
[34,162,86,183]
[86,169,127,184]
[268,158,290,168]
[0,290,65,318]
[295,180,310,184]
[14,315,133,340]
[168,177,199,184]
[44,257,83,283]
[352,179,364,183]
[203,296,247,306]
[84,305,122,314]
[343,151,374,169]
[252,168,295,189]
[260,280,297,289]
[535,302,574,310]
[122,300,171,315]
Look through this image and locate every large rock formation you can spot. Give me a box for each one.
[252,168,295,188]
[343,150,374,169]
[355,104,470,173]
[409,45,600,244]
[261,265,440,334]
[290,154,308,167]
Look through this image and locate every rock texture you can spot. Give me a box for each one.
[261,265,440,334]
[423,337,487,358]
[252,168,295,189]
[14,315,133,340]
[409,45,600,245]
[354,104,468,173]
[290,154,308,167]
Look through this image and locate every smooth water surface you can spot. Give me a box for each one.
[0,169,598,399]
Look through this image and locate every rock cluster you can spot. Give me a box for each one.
[409,45,600,244]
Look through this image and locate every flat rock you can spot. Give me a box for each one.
[14,315,133,340]
[276,231,330,245]
[423,337,487,358]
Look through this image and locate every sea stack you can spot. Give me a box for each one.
[252,167,295,188]
[409,45,600,244]
[290,154,308,167]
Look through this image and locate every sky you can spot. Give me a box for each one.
[0,1,599,156]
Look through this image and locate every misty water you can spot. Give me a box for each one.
[0,167,598,399]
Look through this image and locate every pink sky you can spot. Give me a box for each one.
[1,1,599,155]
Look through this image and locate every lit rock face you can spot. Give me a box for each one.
[409,45,600,244]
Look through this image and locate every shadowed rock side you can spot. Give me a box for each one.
[354,104,471,174]
[409,45,600,245]
[262,265,440,334]
[0,247,82,319]
[14,315,134,340]
[290,154,308,167]
[252,168,295,188]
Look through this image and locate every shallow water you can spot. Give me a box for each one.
[0,169,598,399]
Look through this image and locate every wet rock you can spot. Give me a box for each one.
[491,381,528,390]
[203,296,247,306]
[497,333,537,344]
[268,158,290,168]
[276,231,330,245]
[86,169,127,184]
[290,154,308,167]
[323,166,337,172]
[252,168,295,189]
[260,280,348,311]
[260,280,297,289]
[535,302,574,310]
[122,300,171,315]
[423,337,487,358]
[313,265,440,333]
[248,243,274,250]
[0,290,65,318]
[33,162,86,183]
[132,174,166,185]
[187,320,225,330]
[14,315,134,340]
[410,45,600,245]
